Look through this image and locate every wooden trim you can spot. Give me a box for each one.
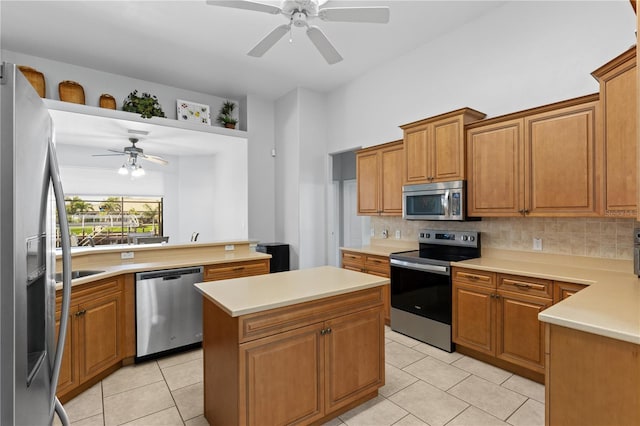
[465,93,599,130]
[399,107,486,129]
[123,273,136,358]
[591,46,636,80]
[631,0,636,14]
[456,344,544,384]
[356,139,402,154]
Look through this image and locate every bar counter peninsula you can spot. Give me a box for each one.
[195,266,388,425]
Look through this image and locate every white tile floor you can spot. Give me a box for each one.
[55,327,545,426]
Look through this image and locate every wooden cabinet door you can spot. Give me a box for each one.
[599,51,637,215]
[452,282,494,355]
[324,307,384,415]
[467,119,525,216]
[78,291,123,381]
[239,323,324,426]
[55,308,77,396]
[496,291,551,373]
[524,101,599,216]
[380,143,404,215]
[432,116,465,182]
[356,150,380,214]
[404,126,430,183]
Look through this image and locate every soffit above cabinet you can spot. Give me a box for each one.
[45,99,247,157]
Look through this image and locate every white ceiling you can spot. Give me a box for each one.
[1,1,506,101]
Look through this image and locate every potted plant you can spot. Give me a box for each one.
[122,90,166,119]
[216,100,238,129]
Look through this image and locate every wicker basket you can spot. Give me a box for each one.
[99,94,116,110]
[17,66,45,98]
[58,80,85,104]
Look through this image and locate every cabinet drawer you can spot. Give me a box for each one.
[204,260,270,282]
[452,267,496,288]
[498,274,552,299]
[342,251,364,266]
[56,276,122,306]
[365,255,389,275]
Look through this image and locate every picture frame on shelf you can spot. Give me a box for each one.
[177,99,211,125]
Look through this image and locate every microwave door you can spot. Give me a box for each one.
[443,190,450,219]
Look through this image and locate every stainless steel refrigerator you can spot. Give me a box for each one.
[0,63,72,425]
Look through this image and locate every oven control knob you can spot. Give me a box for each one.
[422,233,430,239]
[461,235,468,241]
[469,236,475,242]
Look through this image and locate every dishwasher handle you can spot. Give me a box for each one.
[136,266,204,281]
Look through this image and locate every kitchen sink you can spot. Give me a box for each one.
[55,270,105,282]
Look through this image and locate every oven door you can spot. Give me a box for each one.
[390,260,452,325]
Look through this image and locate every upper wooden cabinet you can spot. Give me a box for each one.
[400,108,486,184]
[356,140,404,216]
[467,95,601,217]
[592,47,637,217]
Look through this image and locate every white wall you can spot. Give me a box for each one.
[1,50,243,127]
[246,94,276,243]
[275,90,300,268]
[298,89,328,268]
[326,1,637,153]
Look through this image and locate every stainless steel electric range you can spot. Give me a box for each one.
[390,229,480,352]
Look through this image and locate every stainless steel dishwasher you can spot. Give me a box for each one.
[135,266,204,361]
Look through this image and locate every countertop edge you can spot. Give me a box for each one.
[196,278,389,317]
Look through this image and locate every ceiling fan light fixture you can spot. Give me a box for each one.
[131,164,145,178]
[118,164,129,175]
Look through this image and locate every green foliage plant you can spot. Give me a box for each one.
[216,100,238,127]
[122,90,166,119]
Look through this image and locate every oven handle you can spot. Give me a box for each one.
[390,259,450,275]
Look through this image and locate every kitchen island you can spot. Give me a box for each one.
[195,266,388,426]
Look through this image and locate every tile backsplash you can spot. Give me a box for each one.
[371,216,636,260]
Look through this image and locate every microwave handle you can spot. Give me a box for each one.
[443,190,450,218]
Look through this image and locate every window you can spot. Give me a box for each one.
[59,196,163,247]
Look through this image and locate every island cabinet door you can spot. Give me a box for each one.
[238,323,325,426]
[324,307,384,415]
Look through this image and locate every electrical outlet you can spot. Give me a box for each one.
[381,229,388,239]
[370,228,375,237]
[395,230,401,239]
[533,238,543,251]
[121,251,134,260]
[225,244,235,251]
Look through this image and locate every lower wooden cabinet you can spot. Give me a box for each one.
[204,258,270,281]
[453,268,587,379]
[341,250,390,325]
[203,286,385,425]
[55,276,125,402]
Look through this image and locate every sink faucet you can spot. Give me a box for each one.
[86,236,95,247]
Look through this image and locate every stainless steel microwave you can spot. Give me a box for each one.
[402,180,469,221]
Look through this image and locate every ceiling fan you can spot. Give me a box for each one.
[206,0,390,64]
[93,137,168,177]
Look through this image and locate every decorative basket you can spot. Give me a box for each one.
[17,66,45,98]
[58,80,85,104]
[99,94,116,110]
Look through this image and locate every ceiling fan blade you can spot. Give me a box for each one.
[92,153,125,157]
[206,1,281,15]
[248,24,290,57]
[306,26,343,65]
[140,153,169,166]
[318,7,390,24]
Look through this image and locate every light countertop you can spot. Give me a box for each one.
[56,248,270,290]
[452,249,640,345]
[195,265,389,317]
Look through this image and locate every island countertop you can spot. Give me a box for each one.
[194,265,389,317]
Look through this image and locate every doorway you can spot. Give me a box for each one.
[327,149,370,267]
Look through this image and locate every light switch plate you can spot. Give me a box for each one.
[395,230,401,239]
[370,228,375,237]
[121,251,134,259]
[533,238,543,251]
[225,244,235,251]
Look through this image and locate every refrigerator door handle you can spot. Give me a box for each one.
[47,138,71,425]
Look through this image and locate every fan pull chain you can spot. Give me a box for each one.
[289,22,294,43]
